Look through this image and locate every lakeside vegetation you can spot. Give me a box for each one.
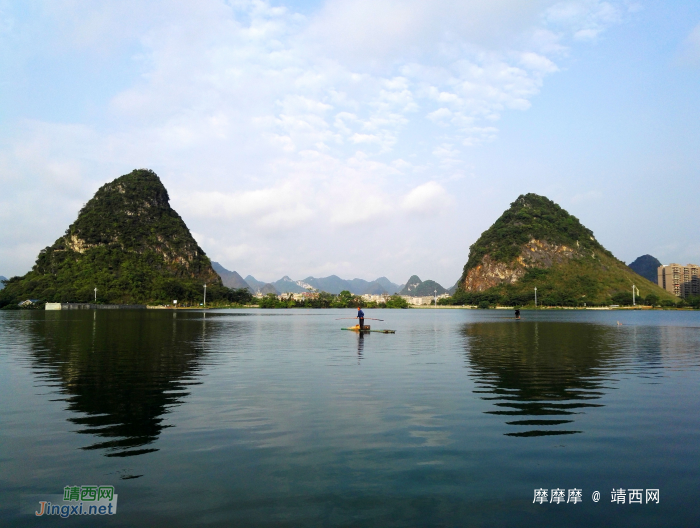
[0,252,244,308]
[1,286,413,310]
[439,291,699,309]
[258,291,409,309]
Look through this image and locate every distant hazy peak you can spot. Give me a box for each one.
[399,276,447,296]
[260,283,279,295]
[401,275,422,293]
[628,254,662,284]
[211,262,251,290]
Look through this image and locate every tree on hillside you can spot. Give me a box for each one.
[644,293,660,307]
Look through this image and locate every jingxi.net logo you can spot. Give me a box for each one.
[26,485,117,518]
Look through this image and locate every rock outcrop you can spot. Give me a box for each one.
[463,239,582,292]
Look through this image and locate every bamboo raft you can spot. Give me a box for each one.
[341,325,396,334]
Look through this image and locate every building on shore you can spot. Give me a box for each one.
[45,303,147,310]
[401,294,450,306]
[361,294,391,304]
[277,292,318,301]
[658,263,700,298]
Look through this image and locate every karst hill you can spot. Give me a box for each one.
[456,193,675,306]
[0,169,225,305]
[399,275,448,296]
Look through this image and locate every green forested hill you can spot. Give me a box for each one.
[450,193,677,307]
[1,169,247,306]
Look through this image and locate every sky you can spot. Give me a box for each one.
[1,0,699,286]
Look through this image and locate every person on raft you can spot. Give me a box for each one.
[515,309,521,320]
[357,307,365,330]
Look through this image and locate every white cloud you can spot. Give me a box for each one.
[544,0,623,42]
[432,144,461,167]
[519,52,559,73]
[401,181,453,215]
[329,192,391,226]
[179,186,315,231]
[427,108,453,124]
[0,0,633,282]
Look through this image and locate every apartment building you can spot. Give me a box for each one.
[658,263,700,298]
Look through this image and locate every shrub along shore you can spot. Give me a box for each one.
[438,290,699,309]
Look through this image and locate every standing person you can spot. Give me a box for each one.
[357,307,365,330]
[515,308,521,320]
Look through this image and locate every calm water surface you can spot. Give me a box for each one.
[1,309,699,527]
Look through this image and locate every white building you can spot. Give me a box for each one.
[278,292,319,301]
[361,294,391,303]
[401,294,450,306]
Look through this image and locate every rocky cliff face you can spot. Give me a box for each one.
[463,239,582,292]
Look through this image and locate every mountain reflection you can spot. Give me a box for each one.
[463,321,624,437]
[28,310,213,457]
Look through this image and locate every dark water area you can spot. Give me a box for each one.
[1,308,699,527]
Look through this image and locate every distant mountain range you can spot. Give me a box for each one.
[213,264,404,295]
[213,264,454,298]
[270,276,310,294]
[398,275,448,296]
[211,262,251,290]
[300,275,403,295]
[243,275,266,292]
[627,254,662,284]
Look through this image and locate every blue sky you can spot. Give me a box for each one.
[1,0,699,286]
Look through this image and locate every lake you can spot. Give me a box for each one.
[1,308,699,527]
